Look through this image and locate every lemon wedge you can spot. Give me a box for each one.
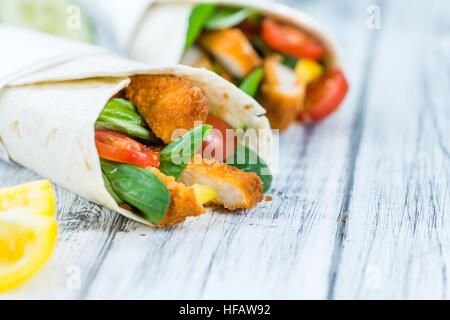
[192,184,218,205]
[0,180,57,293]
[0,180,55,216]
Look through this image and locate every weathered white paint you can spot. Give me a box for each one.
[332,0,450,299]
[1,0,448,299]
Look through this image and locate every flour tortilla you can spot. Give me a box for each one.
[92,0,341,71]
[0,26,271,226]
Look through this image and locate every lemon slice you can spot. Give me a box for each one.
[0,180,55,217]
[0,180,57,293]
[0,0,94,43]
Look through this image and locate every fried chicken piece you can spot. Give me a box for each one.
[178,156,263,210]
[181,45,214,71]
[199,28,262,78]
[147,167,206,227]
[260,56,306,130]
[126,75,209,144]
[182,46,234,83]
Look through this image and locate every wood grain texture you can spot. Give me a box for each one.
[332,0,450,299]
[1,0,448,299]
[84,0,375,299]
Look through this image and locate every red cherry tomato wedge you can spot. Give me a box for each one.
[261,18,325,60]
[201,116,237,162]
[95,130,159,168]
[301,70,349,123]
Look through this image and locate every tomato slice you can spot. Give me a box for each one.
[261,18,325,60]
[201,116,237,162]
[95,130,159,168]
[301,70,349,123]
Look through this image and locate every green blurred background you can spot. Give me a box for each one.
[0,0,94,43]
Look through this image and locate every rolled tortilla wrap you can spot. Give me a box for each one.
[91,0,341,73]
[0,26,272,226]
[89,0,345,129]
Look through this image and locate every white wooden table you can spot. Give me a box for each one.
[1,0,449,299]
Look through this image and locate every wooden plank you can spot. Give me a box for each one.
[83,0,376,299]
[0,161,125,299]
[332,0,450,299]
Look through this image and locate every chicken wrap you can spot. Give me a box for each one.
[0,26,273,227]
[92,0,349,130]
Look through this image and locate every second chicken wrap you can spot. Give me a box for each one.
[93,0,349,130]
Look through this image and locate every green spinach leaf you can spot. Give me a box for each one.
[159,124,212,179]
[102,172,124,204]
[282,54,298,70]
[226,144,272,193]
[204,7,258,30]
[239,67,264,98]
[185,3,217,49]
[101,160,170,223]
[95,115,158,142]
[251,35,273,57]
[105,98,136,112]
[101,99,145,126]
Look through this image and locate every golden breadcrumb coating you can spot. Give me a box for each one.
[199,28,262,78]
[178,155,263,210]
[260,57,306,130]
[147,168,206,227]
[126,75,209,144]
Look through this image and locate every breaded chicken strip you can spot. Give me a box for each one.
[147,167,205,227]
[178,156,263,210]
[199,28,262,78]
[181,45,214,71]
[126,75,209,144]
[260,57,306,130]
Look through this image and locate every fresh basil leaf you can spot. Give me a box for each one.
[95,115,158,142]
[101,160,170,223]
[226,144,272,193]
[185,3,217,49]
[205,7,258,30]
[159,124,212,179]
[239,67,264,98]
